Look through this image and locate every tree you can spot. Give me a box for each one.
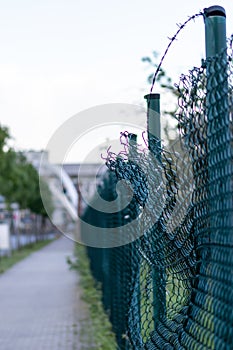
[0,125,16,201]
[0,124,53,217]
[29,175,54,218]
[0,125,10,151]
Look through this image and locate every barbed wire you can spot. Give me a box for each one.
[148,12,204,101]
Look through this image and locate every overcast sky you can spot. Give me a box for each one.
[0,0,233,162]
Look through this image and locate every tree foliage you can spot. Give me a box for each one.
[0,125,53,217]
[142,51,178,97]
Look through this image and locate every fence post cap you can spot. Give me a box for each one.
[204,6,226,18]
[144,93,160,100]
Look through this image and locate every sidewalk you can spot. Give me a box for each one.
[0,236,88,350]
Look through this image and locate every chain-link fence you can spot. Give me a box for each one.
[80,8,233,350]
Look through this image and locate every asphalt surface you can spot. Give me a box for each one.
[0,236,89,350]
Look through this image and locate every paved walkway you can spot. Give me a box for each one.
[0,236,89,350]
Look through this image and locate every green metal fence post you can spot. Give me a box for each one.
[204,6,227,58]
[204,8,230,246]
[144,94,161,160]
[144,94,166,327]
[128,133,137,161]
[204,5,233,345]
[128,133,142,347]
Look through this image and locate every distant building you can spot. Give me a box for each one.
[62,163,107,216]
[24,151,78,229]
[25,151,108,223]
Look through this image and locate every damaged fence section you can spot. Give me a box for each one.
[80,6,233,350]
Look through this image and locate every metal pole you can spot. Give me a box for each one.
[144,93,166,327]
[128,132,142,347]
[204,6,230,251]
[144,94,161,160]
[128,133,137,161]
[204,6,227,58]
[204,5,232,346]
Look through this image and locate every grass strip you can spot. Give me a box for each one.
[0,239,55,274]
[69,244,117,350]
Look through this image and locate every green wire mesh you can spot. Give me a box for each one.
[81,40,233,350]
